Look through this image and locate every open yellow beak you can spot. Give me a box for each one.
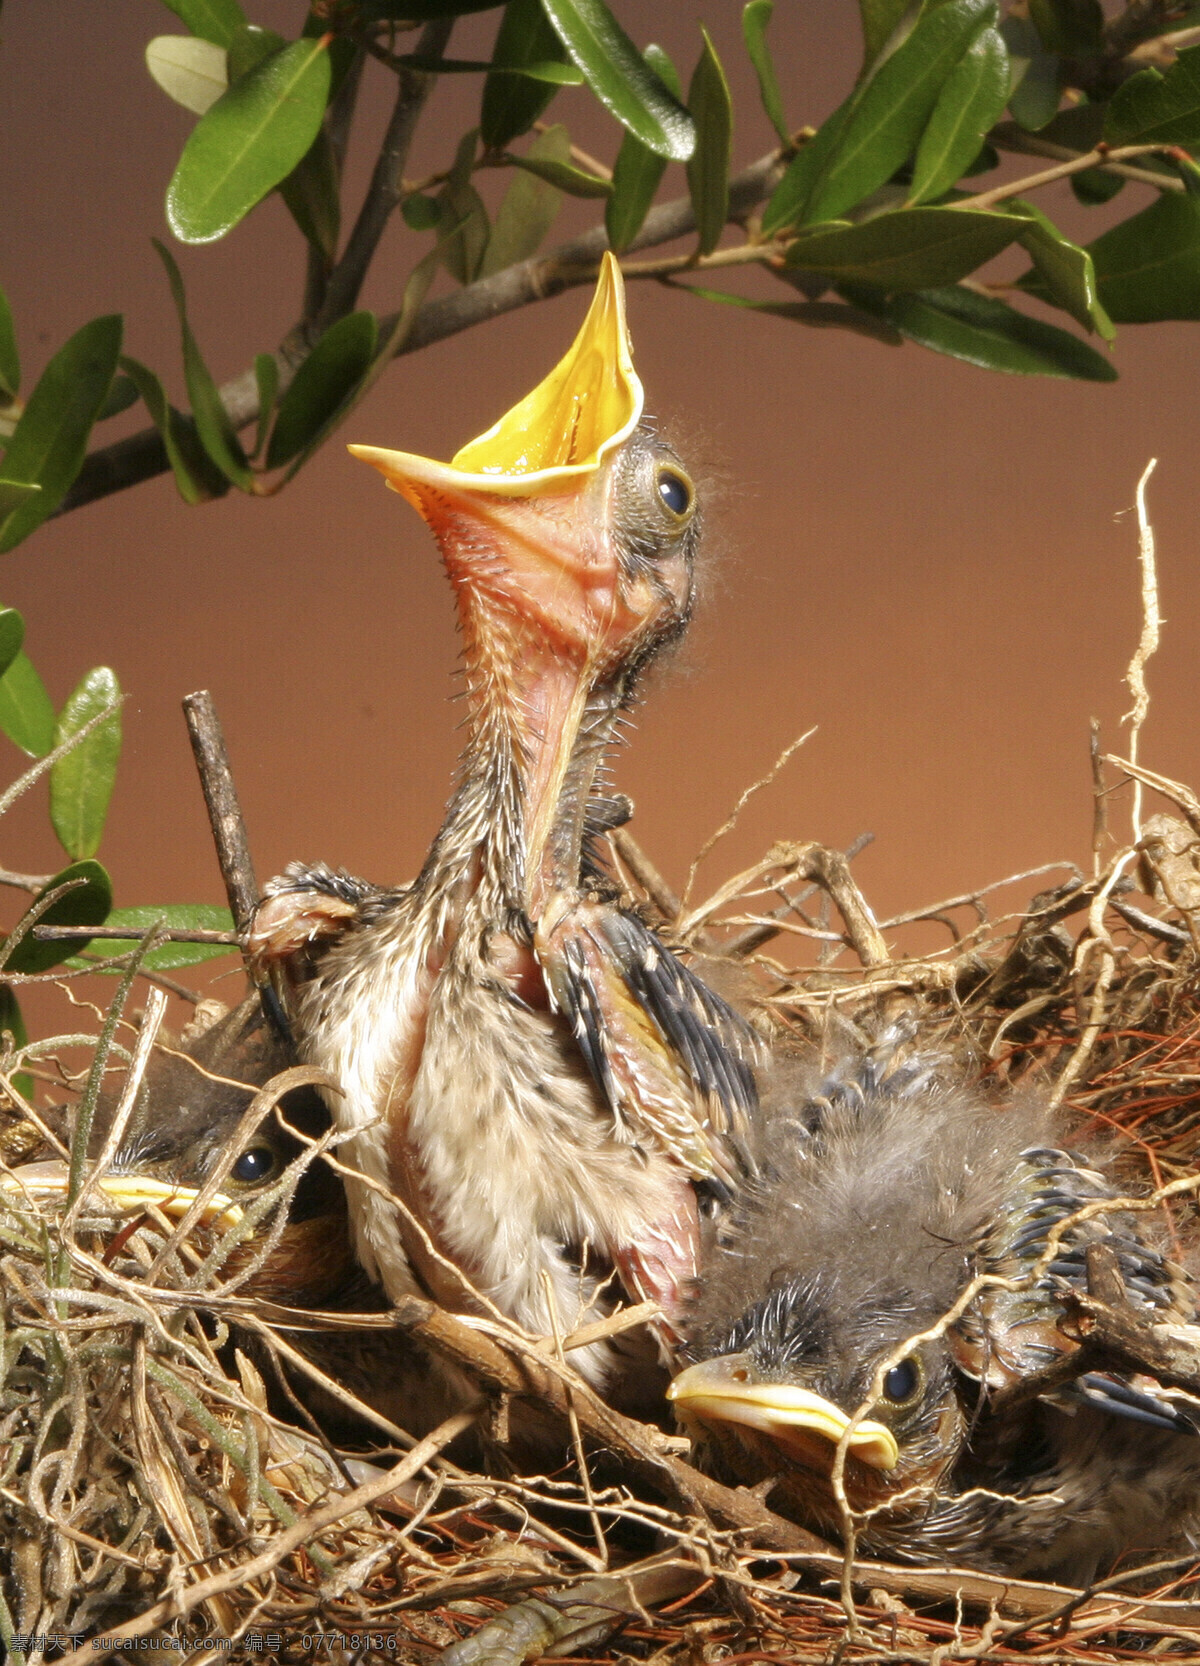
[668,1356,900,1472]
[2,1159,244,1232]
[349,252,643,502]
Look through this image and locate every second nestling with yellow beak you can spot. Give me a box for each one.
[249,255,761,1404]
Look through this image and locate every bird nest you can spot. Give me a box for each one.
[4,476,1200,1661]
[4,745,1200,1666]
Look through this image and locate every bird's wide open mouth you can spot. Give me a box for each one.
[348,251,643,501]
[668,1356,900,1472]
[2,1159,244,1231]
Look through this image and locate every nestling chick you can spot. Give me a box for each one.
[672,1038,1200,1585]
[249,255,761,1400]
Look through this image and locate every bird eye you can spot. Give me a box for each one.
[657,468,692,518]
[882,1357,922,1405]
[231,1146,277,1185]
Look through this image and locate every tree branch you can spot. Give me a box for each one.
[314,17,452,333]
[992,121,1185,192]
[56,151,784,518]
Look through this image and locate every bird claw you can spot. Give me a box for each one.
[442,1596,619,1666]
[247,867,368,972]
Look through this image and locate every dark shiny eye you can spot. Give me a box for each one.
[882,1357,921,1404]
[231,1146,277,1185]
[657,469,692,517]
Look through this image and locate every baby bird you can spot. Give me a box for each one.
[248,256,760,1396]
[670,1038,1200,1586]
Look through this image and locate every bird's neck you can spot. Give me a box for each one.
[421,619,627,923]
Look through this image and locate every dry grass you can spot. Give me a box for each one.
[4,767,1200,1664]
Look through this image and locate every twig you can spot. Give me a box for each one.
[33,926,238,946]
[958,142,1182,212]
[1105,754,1200,838]
[314,17,452,332]
[390,1295,828,1555]
[53,1406,483,1664]
[724,832,875,959]
[64,987,167,1237]
[0,868,53,894]
[0,696,123,823]
[680,729,816,914]
[1090,718,1108,877]
[182,691,258,938]
[678,841,889,968]
[608,829,681,921]
[991,123,1186,192]
[1122,459,1160,842]
[1047,854,1134,1110]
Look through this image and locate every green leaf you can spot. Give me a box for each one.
[483,125,569,275]
[159,0,246,48]
[97,372,140,421]
[50,668,122,862]
[0,314,123,553]
[146,35,228,115]
[0,650,55,757]
[481,0,571,150]
[1034,101,1106,150]
[71,904,236,973]
[438,131,490,284]
[1013,201,1113,339]
[1106,44,1200,147]
[252,352,278,458]
[682,281,904,345]
[686,30,732,256]
[743,1,788,144]
[266,311,378,469]
[279,129,341,262]
[765,0,994,232]
[0,481,40,517]
[225,21,284,81]
[506,151,612,196]
[605,45,677,252]
[1087,190,1200,321]
[541,0,695,160]
[1002,13,1061,131]
[118,354,225,505]
[910,27,1009,204]
[0,610,23,680]
[218,25,342,258]
[858,0,913,69]
[1028,0,1102,54]
[166,36,332,244]
[4,860,113,976]
[784,205,1025,289]
[402,192,443,230]
[224,23,341,261]
[0,286,19,401]
[153,241,251,489]
[844,281,1119,376]
[0,986,33,1102]
[1072,167,1125,205]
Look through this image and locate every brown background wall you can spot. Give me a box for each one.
[3,3,1199,1009]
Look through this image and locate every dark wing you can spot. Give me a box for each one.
[951,1142,1200,1433]
[536,896,760,1190]
[600,907,761,1150]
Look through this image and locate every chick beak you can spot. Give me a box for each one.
[348,251,643,667]
[668,1353,900,1473]
[350,254,648,900]
[2,1158,244,1231]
